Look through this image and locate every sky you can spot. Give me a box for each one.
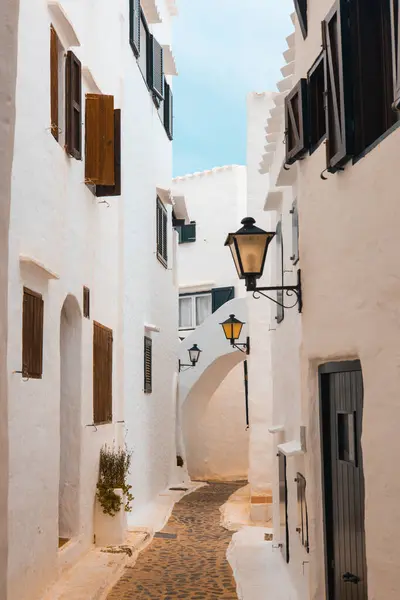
[172,0,293,177]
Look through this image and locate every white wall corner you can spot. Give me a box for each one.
[82,67,102,94]
[48,1,80,48]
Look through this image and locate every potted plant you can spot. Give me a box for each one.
[94,445,134,547]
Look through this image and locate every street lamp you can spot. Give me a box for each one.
[179,344,202,372]
[220,314,250,354]
[225,217,302,311]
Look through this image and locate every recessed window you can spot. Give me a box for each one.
[179,293,212,330]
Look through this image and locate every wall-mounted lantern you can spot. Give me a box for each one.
[225,217,302,311]
[179,344,202,372]
[220,314,250,354]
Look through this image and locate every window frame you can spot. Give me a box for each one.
[179,292,212,331]
[156,196,168,267]
[307,51,327,154]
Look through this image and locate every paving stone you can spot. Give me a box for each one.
[106,482,242,599]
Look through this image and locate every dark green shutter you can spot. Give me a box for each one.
[144,336,152,393]
[276,221,284,324]
[180,222,196,244]
[294,0,307,38]
[290,201,299,264]
[156,197,167,266]
[129,0,140,57]
[211,287,235,313]
[164,81,173,140]
[150,36,164,100]
[284,79,309,165]
[279,453,290,563]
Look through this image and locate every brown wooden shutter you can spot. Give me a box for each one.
[284,79,308,165]
[129,0,141,57]
[294,0,308,38]
[96,110,121,197]
[164,81,173,140]
[50,25,59,141]
[144,336,152,394]
[85,94,115,186]
[22,288,44,379]
[151,36,164,100]
[93,322,113,424]
[322,0,353,173]
[65,51,82,159]
[391,0,400,110]
[83,286,90,319]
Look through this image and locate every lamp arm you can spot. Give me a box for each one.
[250,270,302,313]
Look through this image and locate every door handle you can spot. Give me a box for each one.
[342,572,360,584]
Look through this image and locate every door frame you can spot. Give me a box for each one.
[318,359,362,600]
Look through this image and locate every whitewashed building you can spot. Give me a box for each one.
[6,0,180,598]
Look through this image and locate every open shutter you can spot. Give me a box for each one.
[294,0,308,38]
[276,221,284,324]
[22,288,44,379]
[83,286,90,319]
[151,36,164,99]
[180,222,196,244]
[164,81,173,140]
[296,473,309,553]
[156,198,168,265]
[278,453,290,563]
[93,322,113,424]
[322,0,353,173]
[96,110,122,197]
[129,0,141,57]
[211,287,235,313]
[162,207,168,261]
[290,201,299,264]
[391,0,400,110]
[50,25,59,141]
[65,51,82,159]
[85,94,115,186]
[144,336,152,394]
[284,79,308,165]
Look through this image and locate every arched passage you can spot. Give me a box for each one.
[59,294,82,546]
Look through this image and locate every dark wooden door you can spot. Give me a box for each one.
[278,452,289,563]
[320,361,368,600]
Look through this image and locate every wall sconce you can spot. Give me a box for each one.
[220,314,250,354]
[224,217,302,311]
[179,344,202,372]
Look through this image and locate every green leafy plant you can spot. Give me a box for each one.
[96,445,134,517]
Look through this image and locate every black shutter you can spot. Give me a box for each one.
[83,286,90,319]
[296,473,309,553]
[156,197,167,266]
[164,81,173,140]
[284,79,308,165]
[151,36,164,100]
[211,287,235,313]
[276,221,284,324]
[22,288,44,379]
[294,0,308,38]
[180,222,196,244]
[144,336,152,394]
[290,201,299,265]
[278,452,290,563]
[322,0,353,173]
[130,0,140,57]
[96,110,122,197]
[391,0,400,110]
[65,51,82,159]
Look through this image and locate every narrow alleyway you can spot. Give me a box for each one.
[107,483,242,599]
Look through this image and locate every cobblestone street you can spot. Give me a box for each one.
[107,483,242,599]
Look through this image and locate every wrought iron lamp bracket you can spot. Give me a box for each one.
[178,360,196,373]
[231,336,251,355]
[249,270,302,313]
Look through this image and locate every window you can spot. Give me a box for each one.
[179,293,212,330]
[164,81,173,140]
[294,0,307,38]
[50,25,65,144]
[149,36,164,100]
[296,473,309,553]
[144,336,152,394]
[93,322,113,425]
[211,287,235,313]
[138,10,149,80]
[129,0,140,57]
[156,197,168,266]
[96,109,122,197]
[22,288,44,379]
[83,286,90,319]
[307,52,326,152]
[290,201,299,265]
[276,221,284,324]
[85,94,115,186]
[284,79,308,165]
[178,222,196,244]
[65,51,82,159]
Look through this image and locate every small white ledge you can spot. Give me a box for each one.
[48,1,80,48]
[284,47,295,63]
[19,255,60,280]
[162,45,178,76]
[268,425,284,434]
[264,188,283,212]
[277,440,304,457]
[141,0,161,23]
[157,187,172,206]
[277,76,293,93]
[172,194,189,223]
[179,282,215,294]
[276,159,297,187]
[144,323,160,333]
[82,66,102,94]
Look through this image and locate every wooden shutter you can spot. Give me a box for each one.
[296,473,309,553]
[322,0,353,173]
[22,288,44,379]
[276,221,284,324]
[85,94,115,186]
[93,322,113,424]
[151,36,164,100]
[164,81,173,140]
[308,52,326,151]
[144,336,152,394]
[156,197,168,266]
[129,0,141,57]
[50,25,59,141]
[65,51,82,159]
[96,110,122,197]
[290,201,299,264]
[294,0,308,38]
[391,0,400,110]
[278,452,290,563]
[211,287,235,313]
[83,286,90,319]
[284,79,308,165]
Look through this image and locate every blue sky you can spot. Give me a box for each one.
[172,0,293,177]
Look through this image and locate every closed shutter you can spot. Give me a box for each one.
[65,51,82,160]
[156,197,168,266]
[151,36,164,100]
[164,81,173,140]
[278,452,290,563]
[290,201,299,264]
[85,94,115,186]
[129,0,141,57]
[96,110,122,197]
[50,25,59,141]
[180,222,196,244]
[211,287,235,313]
[284,79,308,165]
[294,0,308,38]
[391,0,400,110]
[296,473,309,553]
[22,288,44,379]
[276,221,284,324]
[144,336,152,394]
[322,0,353,173]
[83,286,90,319]
[93,322,113,424]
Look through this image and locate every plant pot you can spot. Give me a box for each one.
[94,488,127,547]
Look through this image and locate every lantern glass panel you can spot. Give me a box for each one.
[234,234,270,276]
